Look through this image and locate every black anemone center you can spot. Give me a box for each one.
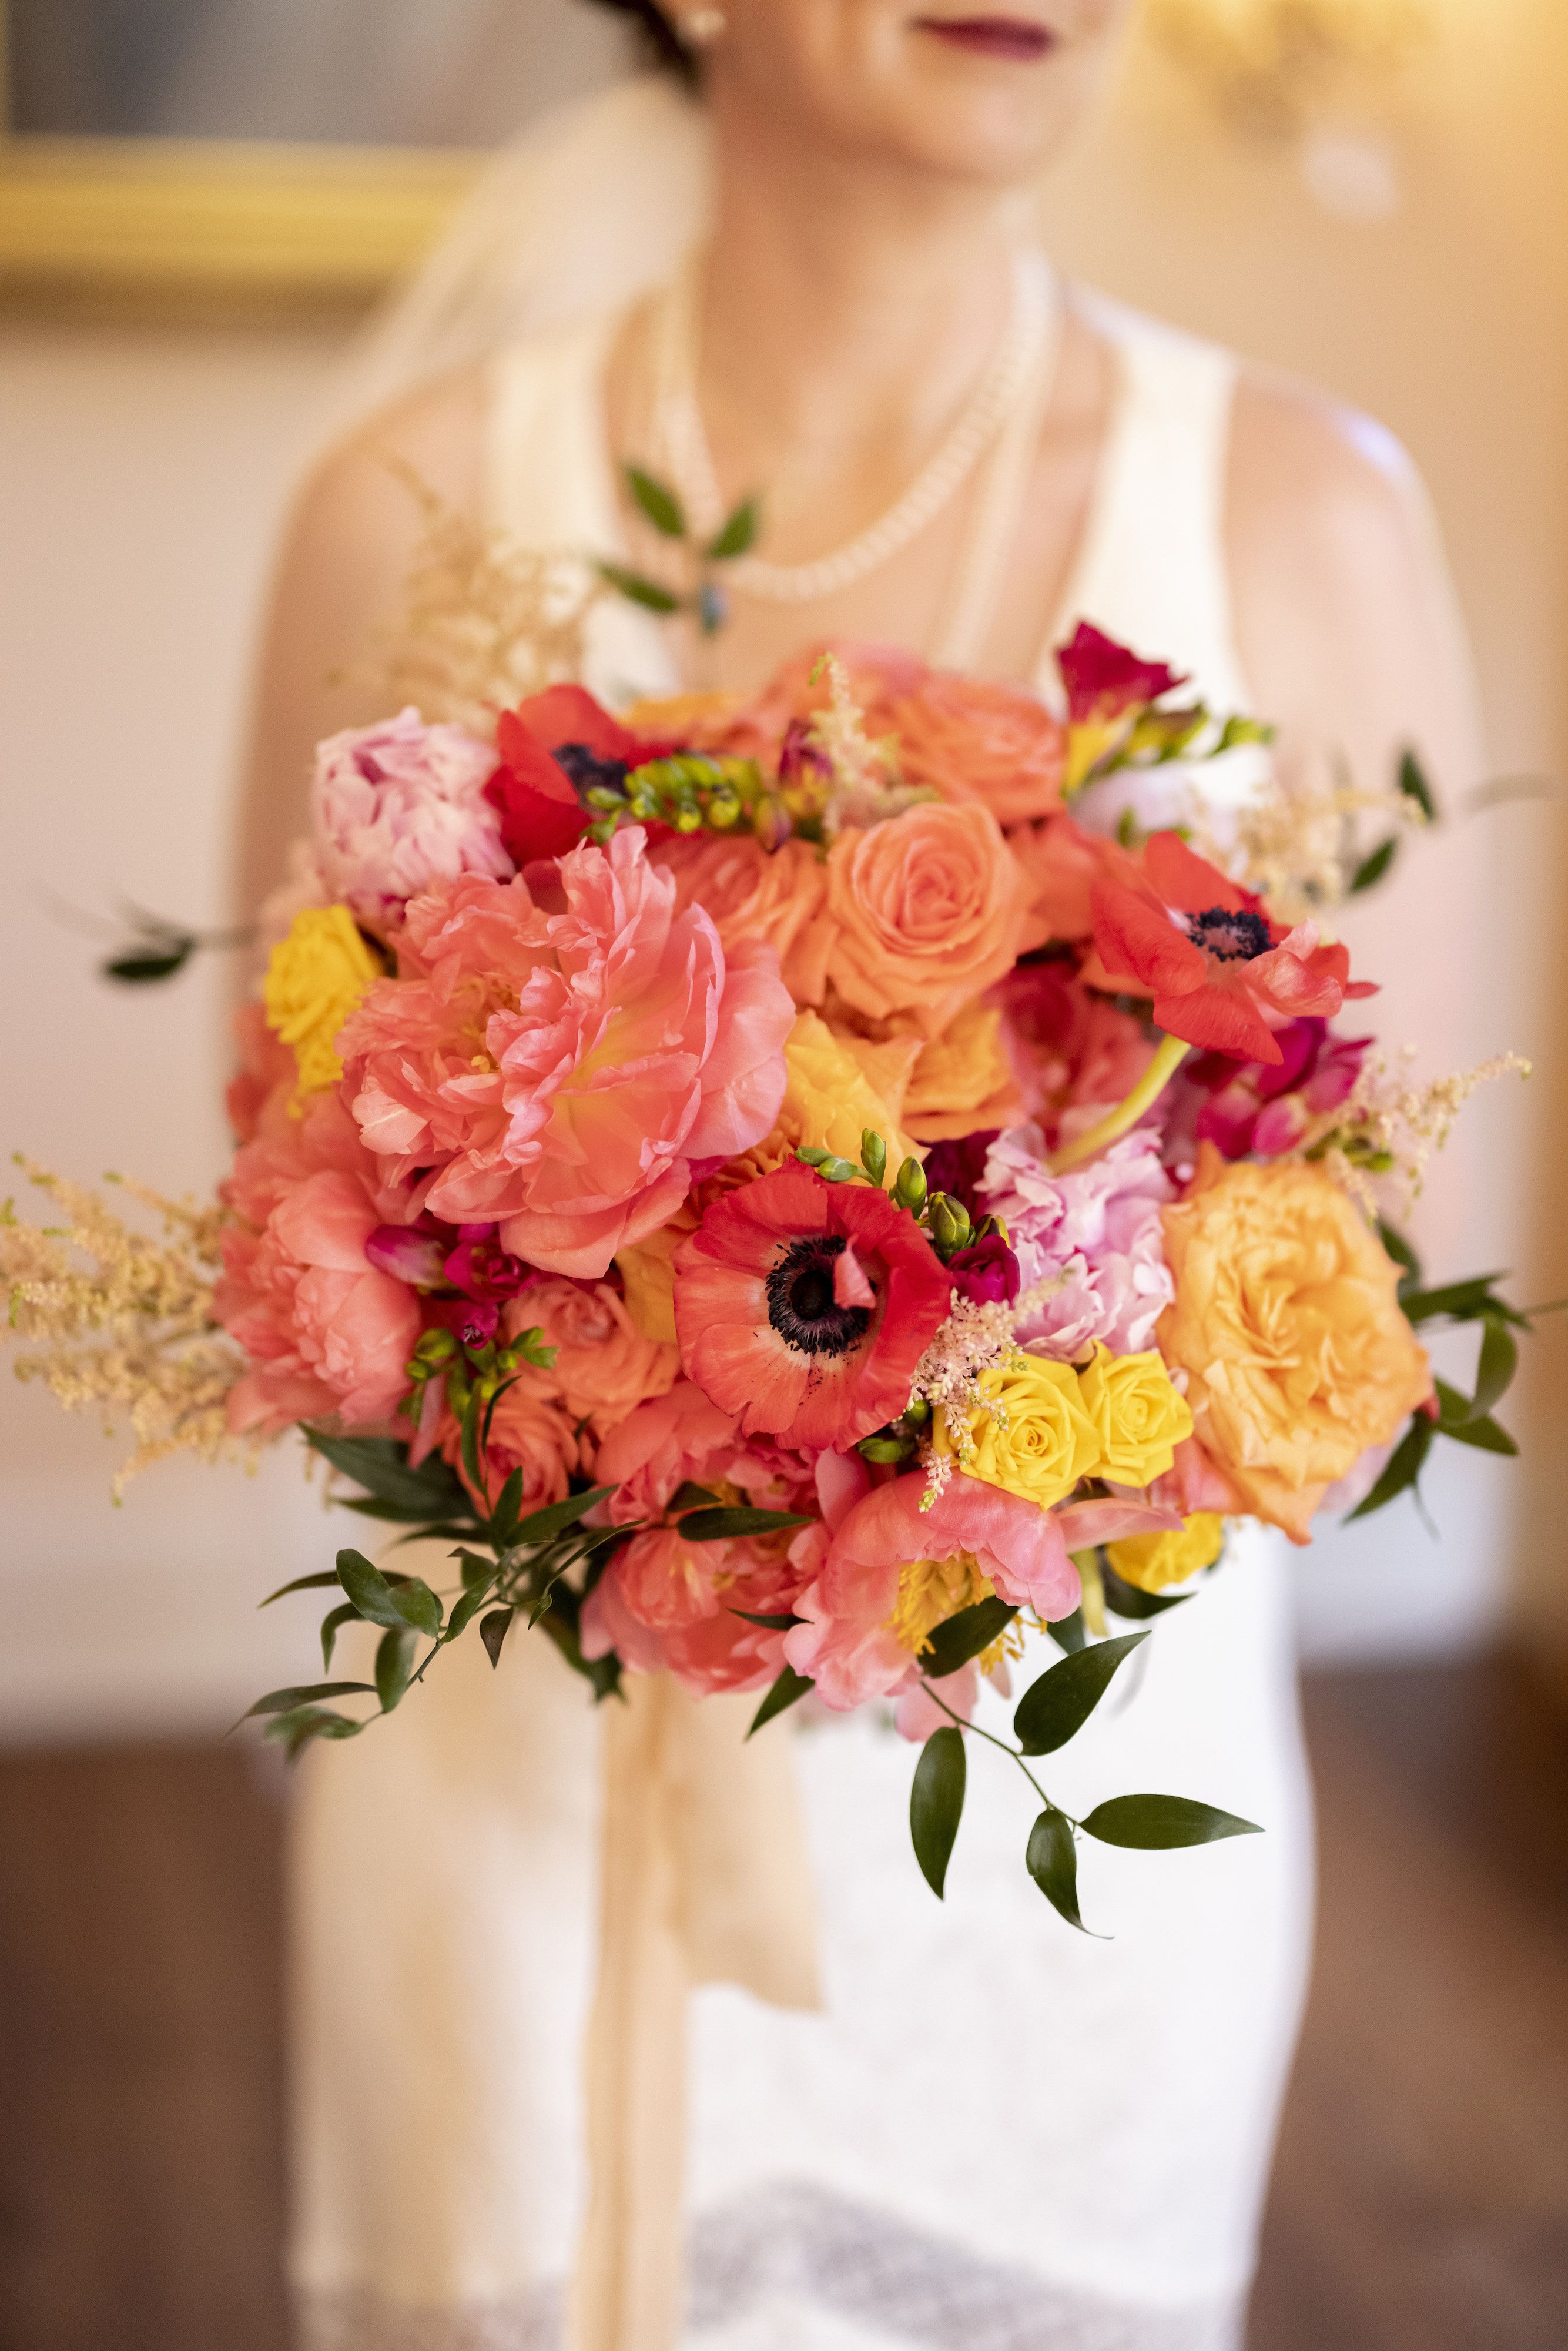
[554,742,632,803]
[766,1234,874,1357]
[1184,905,1272,962]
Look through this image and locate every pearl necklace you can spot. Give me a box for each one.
[646,249,1063,648]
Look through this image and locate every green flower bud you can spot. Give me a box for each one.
[901,1398,930,1428]
[819,1156,858,1184]
[795,1146,832,1167]
[413,1327,458,1367]
[859,1130,887,1187]
[893,1157,927,1214]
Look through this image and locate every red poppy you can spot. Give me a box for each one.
[1090,831,1375,1065]
[507,684,655,769]
[673,1163,952,1452]
[485,688,674,866]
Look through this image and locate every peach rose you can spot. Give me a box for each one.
[824,802,1024,1039]
[507,1276,678,1441]
[902,999,1025,1143]
[1007,813,1138,950]
[440,1379,584,1511]
[889,675,1067,826]
[1158,1147,1431,1543]
[651,830,835,1008]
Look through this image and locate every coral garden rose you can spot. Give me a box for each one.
[1158,1146,1431,1542]
[652,831,835,1009]
[824,801,1024,1039]
[674,1163,951,1451]
[888,672,1067,826]
[1090,831,1373,1065]
[1075,1342,1194,1487]
[310,708,510,924]
[505,1278,678,1442]
[932,1356,1103,1512]
[784,1469,1081,1710]
[215,1091,422,1435]
[979,1128,1175,1360]
[339,828,794,1278]
[263,905,384,1106]
[440,1379,584,1511]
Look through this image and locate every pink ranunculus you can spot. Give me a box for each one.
[784,1470,1080,1711]
[216,1105,424,1436]
[978,1126,1175,1360]
[340,831,793,1279]
[311,708,512,924]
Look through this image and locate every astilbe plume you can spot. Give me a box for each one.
[1,1160,250,1492]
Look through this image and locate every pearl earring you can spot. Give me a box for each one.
[680,6,726,46]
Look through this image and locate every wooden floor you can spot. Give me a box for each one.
[0,1660,1564,2350]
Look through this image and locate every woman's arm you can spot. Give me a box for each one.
[233,366,488,917]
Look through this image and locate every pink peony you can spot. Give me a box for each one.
[784,1470,1080,1711]
[311,708,511,923]
[215,1091,424,1436]
[978,1126,1175,1360]
[340,831,793,1279]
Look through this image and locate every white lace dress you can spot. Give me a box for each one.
[289,287,1314,2351]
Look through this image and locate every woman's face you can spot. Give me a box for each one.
[693,2,1135,186]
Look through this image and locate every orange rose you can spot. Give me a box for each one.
[889,675,1066,826]
[505,1277,679,1442]
[1008,813,1139,950]
[825,802,1024,1039]
[902,999,1025,1142]
[652,831,835,1007]
[440,1381,583,1511]
[1158,1148,1431,1543]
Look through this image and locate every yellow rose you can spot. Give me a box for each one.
[934,1356,1102,1512]
[903,998,1026,1144]
[762,1010,925,1175]
[263,905,382,1107]
[1107,1513,1225,1595]
[1158,1147,1431,1544]
[1076,1342,1194,1488]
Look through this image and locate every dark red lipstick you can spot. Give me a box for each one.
[912,14,1057,62]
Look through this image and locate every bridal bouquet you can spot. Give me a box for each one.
[5,620,1530,1920]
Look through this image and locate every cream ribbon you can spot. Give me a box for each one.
[569,1673,822,2350]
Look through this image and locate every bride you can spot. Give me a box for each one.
[239,5,1480,2346]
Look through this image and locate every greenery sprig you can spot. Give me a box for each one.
[599,463,758,638]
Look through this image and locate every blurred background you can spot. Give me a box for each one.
[1,2,1566,2345]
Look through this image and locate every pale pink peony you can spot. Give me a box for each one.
[340,830,793,1279]
[216,1091,424,1436]
[978,1127,1175,1360]
[311,707,511,923]
[784,1469,1080,1711]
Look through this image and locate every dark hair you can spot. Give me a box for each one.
[584,0,698,88]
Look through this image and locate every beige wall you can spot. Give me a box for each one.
[2,2,1565,1732]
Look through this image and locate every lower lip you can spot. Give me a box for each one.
[913,16,1057,62]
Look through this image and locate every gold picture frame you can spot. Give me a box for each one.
[0,1,484,318]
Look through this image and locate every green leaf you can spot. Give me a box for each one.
[729,1608,802,1630]
[1435,1403,1519,1456]
[1046,1606,1086,1654]
[597,560,681,615]
[1013,1631,1150,1756]
[265,1706,365,1761]
[335,1547,414,1630]
[677,1505,815,1542]
[1349,836,1398,893]
[390,1577,444,1637]
[1079,1793,1262,1848]
[508,1487,614,1550]
[1469,1317,1519,1421]
[909,1726,966,1898]
[1399,1273,1513,1326]
[374,1627,415,1714]
[306,1429,470,1518]
[260,1570,343,1607]
[444,1575,498,1642]
[245,1680,373,1718]
[1377,1219,1422,1293]
[487,1468,525,1548]
[669,1481,722,1512]
[320,1601,360,1671]
[1344,1414,1435,1521]
[919,1596,1018,1680]
[460,1381,488,1502]
[480,1606,515,1669]
[748,1665,813,1737]
[1100,1563,1192,1620]
[481,1375,521,1461]
[1398,746,1438,820]
[625,463,687,539]
[705,495,759,561]
[1026,1806,1089,1931]
[103,944,193,983]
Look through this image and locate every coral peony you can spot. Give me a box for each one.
[311,708,510,923]
[1090,831,1372,1066]
[784,1471,1080,1710]
[215,1093,423,1436]
[340,830,793,1278]
[1158,1147,1430,1542]
[824,801,1024,1039]
[674,1163,951,1451]
[887,672,1067,826]
[979,1128,1175,1359]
